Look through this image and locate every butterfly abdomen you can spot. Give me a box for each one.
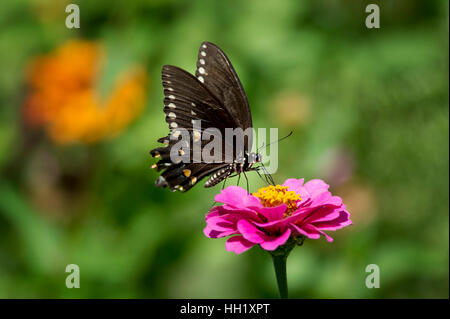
[204,164,233,188]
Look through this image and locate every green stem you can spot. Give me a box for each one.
[267,236,304,299]
[271,253,288,299]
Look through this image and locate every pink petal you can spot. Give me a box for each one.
[205,205,260,222]
[317,229,334,242]
[237,220,292,251]
[312,211,352,230]
[253,206,313,228]
[291,223,334,242]
[256,206,315,228]
[255,204,286,222]
[304,179,330,198]
[282,178,311,199]
[236,219,266,244]
[205,215,235,232]
[203,225,237,238]
[282,178,305,193]
[204,208,263,238]
[290,223,320,239]
[289,203,345,225]
[301,205,338,224]
[260,228,292,251]
[225,236,255,254]
[205,206,221,220]
[310,192,342,207]
[214,186,261,208]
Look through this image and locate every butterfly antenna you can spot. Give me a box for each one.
[255,130,292,184]
[257,131,293,152]
[257,142,265,153]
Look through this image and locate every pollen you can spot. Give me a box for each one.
[253,185,301,216]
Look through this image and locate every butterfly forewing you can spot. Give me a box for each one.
[161,65,235,132]
[195,42,253,139]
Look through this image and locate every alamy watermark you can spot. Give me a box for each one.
[65,4,80,29]
[164,122,279,174]
[65,264,80,288]
[365,264,380,288]
[365,4,380,29]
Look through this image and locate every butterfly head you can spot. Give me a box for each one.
[247,152,262,165]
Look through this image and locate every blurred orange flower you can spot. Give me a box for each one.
[23,40,148,144]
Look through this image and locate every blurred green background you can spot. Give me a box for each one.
[0,0,448,298]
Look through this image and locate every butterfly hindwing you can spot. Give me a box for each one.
[155,162,230,192]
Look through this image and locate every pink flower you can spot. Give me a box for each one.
[204,178,352,254]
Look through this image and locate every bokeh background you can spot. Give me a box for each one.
[0,0,448,298]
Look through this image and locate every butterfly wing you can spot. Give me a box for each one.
[151,42,255,193]
[159,65,237,133]
[154,162,230,192]
[150,65,236,191]
[195,42,253,147]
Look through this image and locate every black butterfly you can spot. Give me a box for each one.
[150,41,265,192]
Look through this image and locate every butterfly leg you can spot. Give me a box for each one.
[221,177,228,190]
[237,173,241,187]
[260,162,276,185]
[255,167,270,186]
[208,199,217,210]
[243,172,250,193]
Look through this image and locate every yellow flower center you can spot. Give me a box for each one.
[253,185,301,216]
